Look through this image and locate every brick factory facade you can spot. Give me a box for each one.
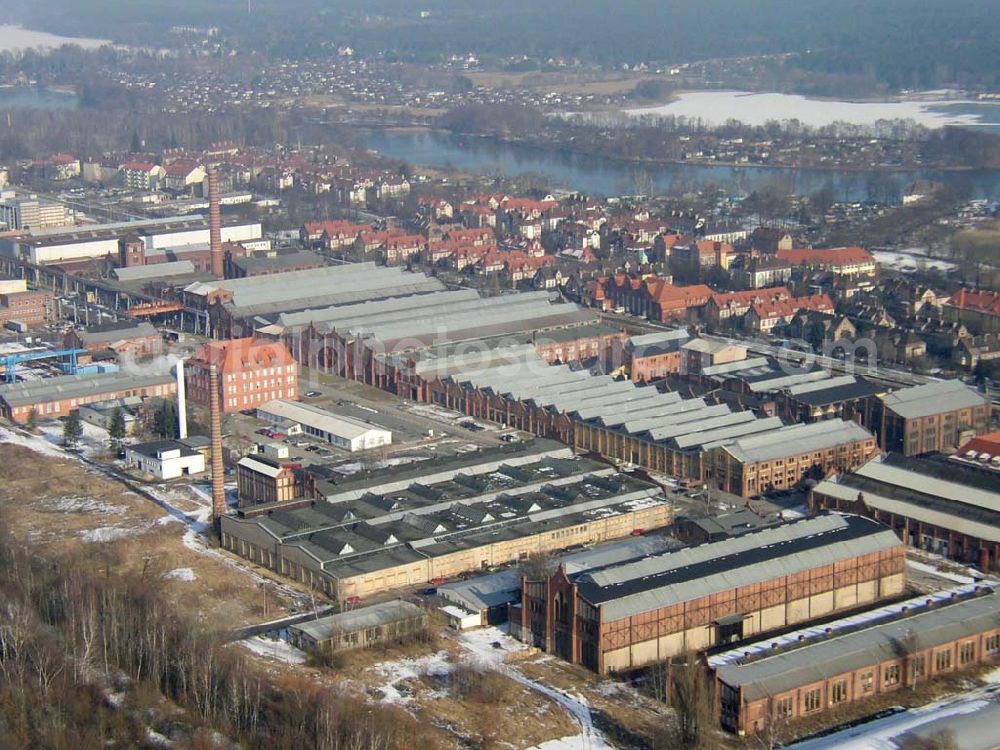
[711,586,1000,736]
[185,337,298,414]
[516,514,905,675]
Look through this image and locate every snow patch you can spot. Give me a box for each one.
[906,559,977,585]
[79,526,143,543]
[40,495,128,515]
[165,567,196,582]
[368,650,451,704]
[238,631,306,665]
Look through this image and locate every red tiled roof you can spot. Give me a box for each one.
[191,337,294,374]
[751,293,834,320]
[956,431,1000,457]
[122,161,156,172]
[775,246,874,266]
[950,289,1000,317]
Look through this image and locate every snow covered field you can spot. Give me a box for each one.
[624,90,995,129]
[873,250,958,274]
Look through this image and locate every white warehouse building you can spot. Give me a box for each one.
[256,400,392,452]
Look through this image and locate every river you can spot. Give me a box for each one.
[365,130,1000,201]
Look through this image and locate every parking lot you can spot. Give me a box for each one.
[222,366,522,475]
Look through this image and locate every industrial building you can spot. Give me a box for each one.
[256,400,392,452]
[710,585,1000,736]
[705,419,878,497]
[0,370,176,423]
[874,379,990,456]
[517,513,905,674]
[220,440,672,601]
[65,320,163,357]
[125,439,206,480]
[262,286,609,390]
[0,287,55,327]
[439,535,676,627]
[186,263,449,338]
[237,453,305,506]
[811,453,1000,572]
[185,337,298,414]
[411,348,876,495]
[288,600,428,653]
[0,216,263,265]
[0,190,71,231]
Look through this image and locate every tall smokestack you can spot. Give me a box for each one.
[175,358,188,440]
[208,166,223,279]
[209,363,226,535]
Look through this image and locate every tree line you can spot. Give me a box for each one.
[0,514,441,749]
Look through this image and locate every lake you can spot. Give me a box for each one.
[0,25,110,53]
[623,91,1000,131]
[366,129,1000,201]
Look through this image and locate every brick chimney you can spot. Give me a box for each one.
[209,363,226,535]
[207,167,224,279]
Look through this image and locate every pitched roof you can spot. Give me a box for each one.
[881,379,987,419]
[190,337,294,373]
[775,246,874,266]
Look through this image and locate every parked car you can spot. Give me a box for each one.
[305,391,321,398]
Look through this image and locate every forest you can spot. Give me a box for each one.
[6,0,1000,92]
[0,513,437,749]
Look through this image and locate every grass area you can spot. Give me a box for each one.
[0,442,299,630]
[518,657,670,749]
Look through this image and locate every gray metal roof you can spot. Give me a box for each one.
[578,514,900,622]
[77,321,158,345]
[186,263,446,312]
[715,588,1000,702]
[113,261,195,281]
[720,419,873,464]
[882,379,987,419]
[290,600,425,641]
[700,357,770,377]
[0,370,174,407]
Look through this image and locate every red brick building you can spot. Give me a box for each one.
[712,586,1000,736]
[186,337,298,414]
[0,289,55,327]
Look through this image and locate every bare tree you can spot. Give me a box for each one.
[667,650,715,750]
[518,550,557,581]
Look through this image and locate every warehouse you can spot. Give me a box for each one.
[441,535,675,627]
[518,513,905,674]
[1,216,262,265]
[288,600,427,653]
[220,442,672,600]
[705,419,878,497]
[875,379,990,456]
[256,399,392,452]
[186,263,448,338]
[416,349,874,494]
[274,288,606,392]
[811,453,1000,572]
[0,370,176,423]
[710,585,1000,736]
